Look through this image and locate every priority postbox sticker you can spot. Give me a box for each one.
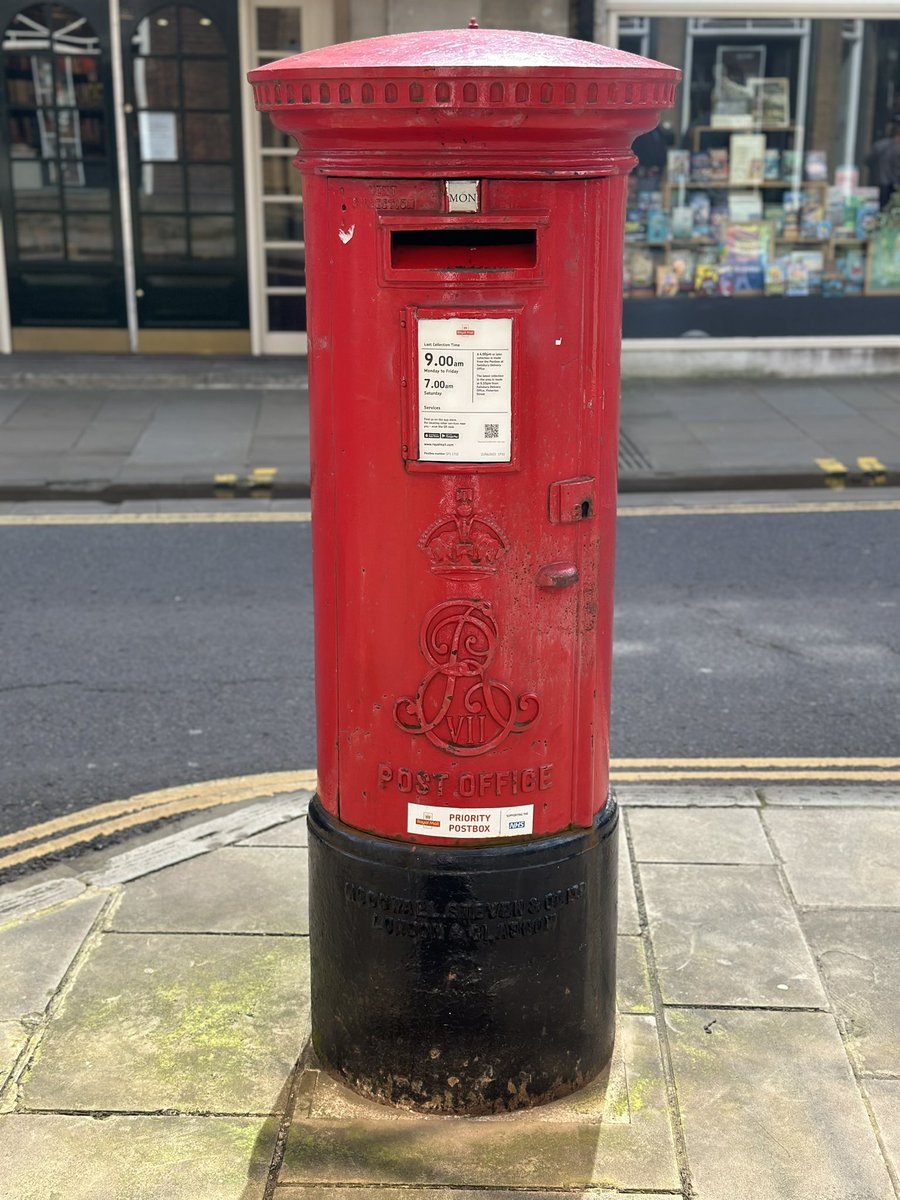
[417,317,512,464]
[407,803,533,839]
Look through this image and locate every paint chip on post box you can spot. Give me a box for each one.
[417,317,512,463]
[407,803,534,839]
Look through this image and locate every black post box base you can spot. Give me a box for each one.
[307,796,619,1115]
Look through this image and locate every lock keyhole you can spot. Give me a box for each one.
[580,499,593,520]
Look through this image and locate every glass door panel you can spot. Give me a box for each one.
[0,0,125,325]
[246,0,332,352]
[123,0,247,328]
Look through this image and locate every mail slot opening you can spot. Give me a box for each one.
[390,228,537,271]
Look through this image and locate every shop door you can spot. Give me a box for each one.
[121,0,248,332]
[0,0,126,332]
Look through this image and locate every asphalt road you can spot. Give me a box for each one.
[1,497,898,839]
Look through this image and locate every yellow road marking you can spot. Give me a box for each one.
[0,511,311,526]
[613,757,900,768]
[858,456,887,486]
[611,770,900,782]
[0,770,316,852]
[815,457,849,489]
[0,500,897,527]
[0,771,316,872]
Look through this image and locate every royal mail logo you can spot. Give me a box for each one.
[456,328,475,336]
[415,815,441,828]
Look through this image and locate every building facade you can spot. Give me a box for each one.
[0,0,898,359]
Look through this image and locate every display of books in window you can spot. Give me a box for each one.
[804,150,828,182]
[656,265,680,297]
[646,209,670,245]
[792,250,825,293]
[855,190,881,239]
[626,133,891,301]
[667,149,690,184]
[709,148,729,184]
[689,193,712,239]
[781,150,802,181]
[722,222,771,293]
[668,249,698,292]
[710,206,730,243]
[671,205,694,241]
[835,246,866,295]
[765,261,787,295]
[694,263,720,295]
[729,134,766,186]
[728,191,763,223]
[867,199,900,295]
[624,247,656,296]
[785,258,810,297]
[691,152,712,184]
[751,77,790,128]
[764,149,781,181]
[711,45,764,129]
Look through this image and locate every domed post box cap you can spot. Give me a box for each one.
[248,27,681,177]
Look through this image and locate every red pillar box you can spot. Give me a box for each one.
[250,27,679,1114]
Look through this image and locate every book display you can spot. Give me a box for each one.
[625,128,890,301]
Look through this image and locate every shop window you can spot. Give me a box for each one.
[620,17,900,336]
[2,2,114,263]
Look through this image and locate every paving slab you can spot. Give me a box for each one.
[0,893,106,1020]
[109,846,309,934]
[0,1113,275,1200]
[0,1021,28,1092]
[616,936,653,1014]
[866,1080,900,1183]
[616,785,759,807]
[617,834,641,934]
[21,932,310,1113]
[666,1009,895,1200]
[239,815,308,846]
[760,786,900,807]
[0,875,86,923]
[281,1014,678,1192]
[627,808,772,864]
[763,809,900,906]
[802,910,900,1074]
[639,863,826,1008]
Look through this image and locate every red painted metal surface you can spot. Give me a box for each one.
[250,29,679,844]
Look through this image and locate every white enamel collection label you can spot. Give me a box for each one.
[445,179,480,212]
[407,803,534,839]
[417,317,512,464]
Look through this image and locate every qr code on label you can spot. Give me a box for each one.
[484,423,499,439]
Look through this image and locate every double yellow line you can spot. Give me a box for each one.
[0,770,316,873]
[3,758,897,874]
[610,757,900,782]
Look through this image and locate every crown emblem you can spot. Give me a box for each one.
[418,487,508,577]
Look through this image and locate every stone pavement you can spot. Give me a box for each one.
[0,354,899,498]
[1,782,898,1199]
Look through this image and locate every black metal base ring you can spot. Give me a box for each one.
[307,796,618,1114]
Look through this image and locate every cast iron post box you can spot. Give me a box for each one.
[250,27,679,1115]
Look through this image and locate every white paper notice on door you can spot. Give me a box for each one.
[417,317,512,463]
[137,111,178,163]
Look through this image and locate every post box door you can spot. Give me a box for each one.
[309,174,617,843]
